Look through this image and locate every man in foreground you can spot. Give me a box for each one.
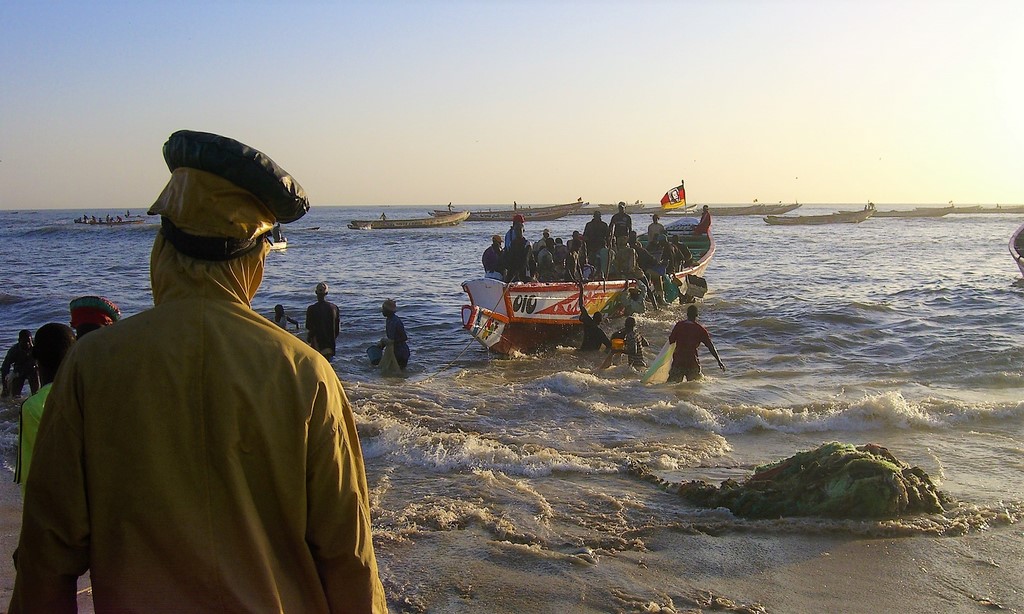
[11,130,386,613]
[668,304,725,382]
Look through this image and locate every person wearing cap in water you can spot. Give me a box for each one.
[306,281,341,358]
[15,323,76,494]
[69,295,121,338]
[9,130,385,613]
[379,298,410,369]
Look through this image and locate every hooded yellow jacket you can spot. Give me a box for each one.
[11,232,387,612]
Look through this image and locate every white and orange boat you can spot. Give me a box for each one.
[1011,221,1024,278]
[460,217,715,354]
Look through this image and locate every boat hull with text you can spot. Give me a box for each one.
[461,218,714,354]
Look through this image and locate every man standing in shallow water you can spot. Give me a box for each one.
[668,304,725,382]
[306,281,341,358]
[10,130,386,613]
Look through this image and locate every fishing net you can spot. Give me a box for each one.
[675,442,950,519]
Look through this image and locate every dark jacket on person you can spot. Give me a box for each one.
[583,219,608,255]
[609,212,632,238]
[1,344,36,380]
[507,235,534,282]
[482,244,504,276]
[306,299,340,355]
[579,310,611,352]
[385,313,411,367]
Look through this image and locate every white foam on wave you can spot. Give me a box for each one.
[523,370,620,396]
[591,399,724,432]
[357,410,618,477]
[615,392,1024,435]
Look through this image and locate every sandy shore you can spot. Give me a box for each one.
[0,478,20,608]
[1,468,1019,612]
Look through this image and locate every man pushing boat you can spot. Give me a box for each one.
[667,304,725,382]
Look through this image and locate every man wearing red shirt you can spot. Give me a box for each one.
[693,205,712,235]
[668,304,725,382]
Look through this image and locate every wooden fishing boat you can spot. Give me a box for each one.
[460,216,714,354]
[74,217,146,226]
[433,202,585,222]
[575,202,648,215]
[764,208,874,225]
[348,210,470,230]
[956,205,1024,214]
[661,203,801,217]
[1011,222,1024,277]
[872,206,953,218]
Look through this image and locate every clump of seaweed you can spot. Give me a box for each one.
[634,442,952,519]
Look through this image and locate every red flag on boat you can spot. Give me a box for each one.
[660,181,686,210]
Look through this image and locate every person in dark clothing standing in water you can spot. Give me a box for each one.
[577,286,610,352]
[306,281,340,358]
[381,298,410,369]
[1,331,39,399]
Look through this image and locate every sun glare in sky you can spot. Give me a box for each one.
[1,1,1021,209]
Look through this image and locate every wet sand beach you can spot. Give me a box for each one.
[2,463,1018,613]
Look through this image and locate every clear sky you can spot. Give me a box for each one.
[1,1,1022,209]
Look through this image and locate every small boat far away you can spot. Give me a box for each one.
[433,202,585,222]
[661,203,801,216]
[872,205,954,218]
[764,207,874,225]
[348,210,470,230]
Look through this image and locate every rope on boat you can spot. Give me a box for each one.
[416,283,510,385]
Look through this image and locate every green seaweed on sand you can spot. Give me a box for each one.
[631,442,952,519]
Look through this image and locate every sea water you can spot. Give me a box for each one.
[0,205,1021,612]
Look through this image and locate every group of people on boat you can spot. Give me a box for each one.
[482,203,711,310]
[75,213,133,224]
